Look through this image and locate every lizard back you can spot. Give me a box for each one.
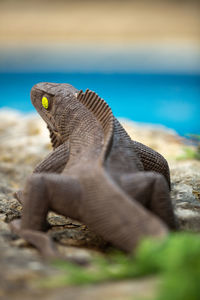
[75,89,144,180]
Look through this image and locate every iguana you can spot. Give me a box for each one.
[10,82,177,259]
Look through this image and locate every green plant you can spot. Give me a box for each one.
[177,134,200,160]
[41,233,200,300]
[187,134,200,160]
[138,233,200,300]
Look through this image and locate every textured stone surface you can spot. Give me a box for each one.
[170,161,200,231]
[0,110,199,299]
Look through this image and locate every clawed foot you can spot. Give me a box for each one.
[10,219,62,258]
[9,219,89,265]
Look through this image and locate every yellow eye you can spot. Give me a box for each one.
[42,96,49,109]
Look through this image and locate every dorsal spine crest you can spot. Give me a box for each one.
[77,89,114,164]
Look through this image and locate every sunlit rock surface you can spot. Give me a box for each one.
[0,109,199,299]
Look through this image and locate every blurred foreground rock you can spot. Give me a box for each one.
[0,110,199,300]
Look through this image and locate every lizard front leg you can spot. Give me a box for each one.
[10,173,82,259]
[33,141,69,174]
[15,141,69,205]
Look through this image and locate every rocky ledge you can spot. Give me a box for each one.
[0,110,199,300]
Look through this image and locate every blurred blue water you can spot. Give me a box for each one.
[0,72,199,136]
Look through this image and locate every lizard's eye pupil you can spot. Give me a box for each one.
[42,96,49,109]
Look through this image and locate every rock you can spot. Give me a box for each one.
[0,109,199,299]
[170,160,200,231]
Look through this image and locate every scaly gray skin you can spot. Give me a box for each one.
[10,82,176,260]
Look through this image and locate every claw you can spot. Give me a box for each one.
[10,219,60,258]
[9,219,89,265]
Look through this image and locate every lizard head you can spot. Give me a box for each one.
[31,82,78,149]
